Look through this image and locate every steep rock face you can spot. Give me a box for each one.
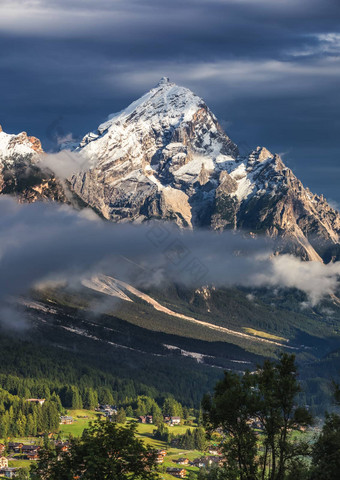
[71,79,340,261]
[211,146,340,261]
[0,126,89,209]
[2,80,338,262]
[0,126,68,203]
[71,77,238,227]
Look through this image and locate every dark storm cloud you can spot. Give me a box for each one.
[0,0,339,199]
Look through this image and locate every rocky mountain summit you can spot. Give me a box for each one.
[71,77,238,227]
[1,79,340,262]
[0,125,88,208]
[70,78,340,262]
[0,124,67,203]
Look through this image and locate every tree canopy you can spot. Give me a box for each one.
[30,420,159,480]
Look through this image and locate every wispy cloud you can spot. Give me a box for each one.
[39,150,90,179]
[288,32,340,58]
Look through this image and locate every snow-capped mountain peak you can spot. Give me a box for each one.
[69,79,340,261]
[0,125,43,164]
[71,79,238,226]
[78,77,224,155]
[1,81,338,263]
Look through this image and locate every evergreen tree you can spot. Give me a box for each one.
[51,391,63,412]
[84,388,98,410]
[162,397,183,417]
[194,427,207,451]
[126,405,134,417]
[16,411,27,436]
[71,386,83,409]
[181,429,195,449]
[15,468,30,480]
[183,406,190,420]
[196,408,203,427]
[153,422,169,442]
[99,387,114,405]
[115,407,127,424]
[311,414,340,478]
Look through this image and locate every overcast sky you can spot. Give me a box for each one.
[0,0,339,203]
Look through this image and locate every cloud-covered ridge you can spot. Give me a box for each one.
[0,196,340,314]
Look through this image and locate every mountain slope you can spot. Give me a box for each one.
[18,279,340,412]
[71,79,340,262]
[216,147,340,261]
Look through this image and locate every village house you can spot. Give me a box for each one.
[55,441,70,452]
[22,445,40,460]
[206,456,223,466]
[0,457,8,469]
[22,445,40,455]
[7,443,23,453]
[174,458,189,465]
[0,467,18,478]
[170,416,181,425]
[26,398,45,406]
[192,456,222,468]
[0,445,5,455]
[155,454,165,464]
[208,447,220,455]
[97,404,117,417]
[27,452,40,461]
[192,457,204,468]
[164,415,181,425]
[166,467,187,478]
[138,415,153,424]
[192,457,206,468]
[154,448,167,464]
[60,415,74,425]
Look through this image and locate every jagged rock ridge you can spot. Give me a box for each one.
[70,78,340,262]
[0,125,68,203]
[1,79,340,262]
[0,125,88,208]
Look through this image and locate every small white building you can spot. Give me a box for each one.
[170,416,181,425]
[0,457,8,468]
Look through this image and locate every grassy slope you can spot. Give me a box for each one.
[59,409,99,437]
